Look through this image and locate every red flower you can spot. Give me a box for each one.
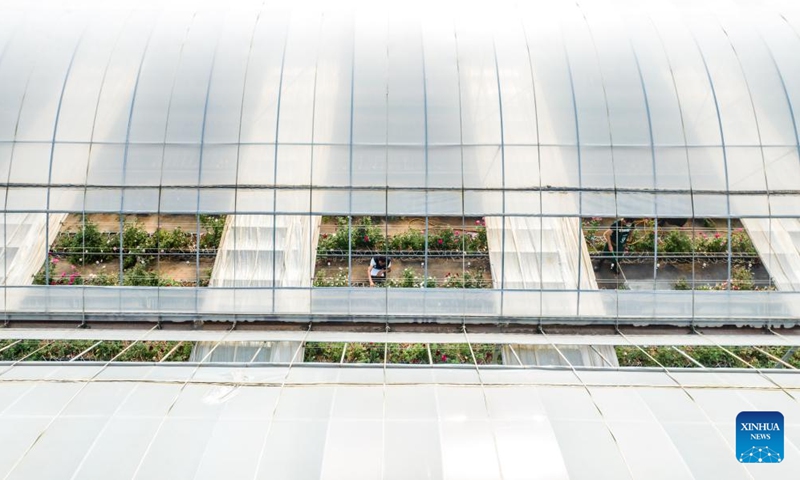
[364,235,369,242]
[441,355,447,362]
[437,238,443,245]
[714,232,721,239]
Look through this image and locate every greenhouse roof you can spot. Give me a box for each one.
[0,363,798,479]
[0,0,798,217]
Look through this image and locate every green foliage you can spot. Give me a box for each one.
[303,342,346,362]
[470,224,488,252]
[627,220,656,253]
[731,229,756,255]
[431,344,500,364]
[430,227,459,250]
[123,264,178,287]
[440,269,487,288]
[695,231,727,253]
[660,230,694,254]
[388,228,425,251]
[304,342,500,365]
[32,258,56,285]
[0,340,192,362]
[199,215,226,250]
[122,222,151,268]
[33,258,117,286]
[352,216,385,250]
[53,220,117,264]
[615,345,797,368]
[731,264,755,290]
[313,269,349,287]
[397,268,419,288]
[318,217,352,253]
[151,226,193,252]
[343,343,385,363]
[387,343,429,364]
[318,217,487,253]
[674,277,690,290]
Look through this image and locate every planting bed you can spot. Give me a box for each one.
[34,213,224,287]
[583,218,774,291]
[314,216,492,288]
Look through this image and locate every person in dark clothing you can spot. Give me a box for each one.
[593,218,643,274]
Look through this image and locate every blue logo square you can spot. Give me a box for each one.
[736,411,784,463]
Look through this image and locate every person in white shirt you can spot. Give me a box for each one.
[368,256,392,286]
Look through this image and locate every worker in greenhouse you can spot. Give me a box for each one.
[368,255,392,286]
[593,218,644,274]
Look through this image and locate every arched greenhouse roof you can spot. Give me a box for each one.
[0,0,799,217]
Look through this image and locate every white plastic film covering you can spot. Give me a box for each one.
[502,344,619,367]
[486,217,597,291]
[209,215,321,287]
[0,365,797,480]
[190,341,302,363]
[1,213,65,286]
[743,218,800,291]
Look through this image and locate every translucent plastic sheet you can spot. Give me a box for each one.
[209,215,321,287]
[743,219,800,291]
[501,344,618,367]
[0,213,65,286]
[190,341,301,363]
[0,365,797,480]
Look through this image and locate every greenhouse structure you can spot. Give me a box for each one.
[0,0,799,478]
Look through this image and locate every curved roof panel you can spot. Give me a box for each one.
[0,363,798,479]
[0,0,799,215]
